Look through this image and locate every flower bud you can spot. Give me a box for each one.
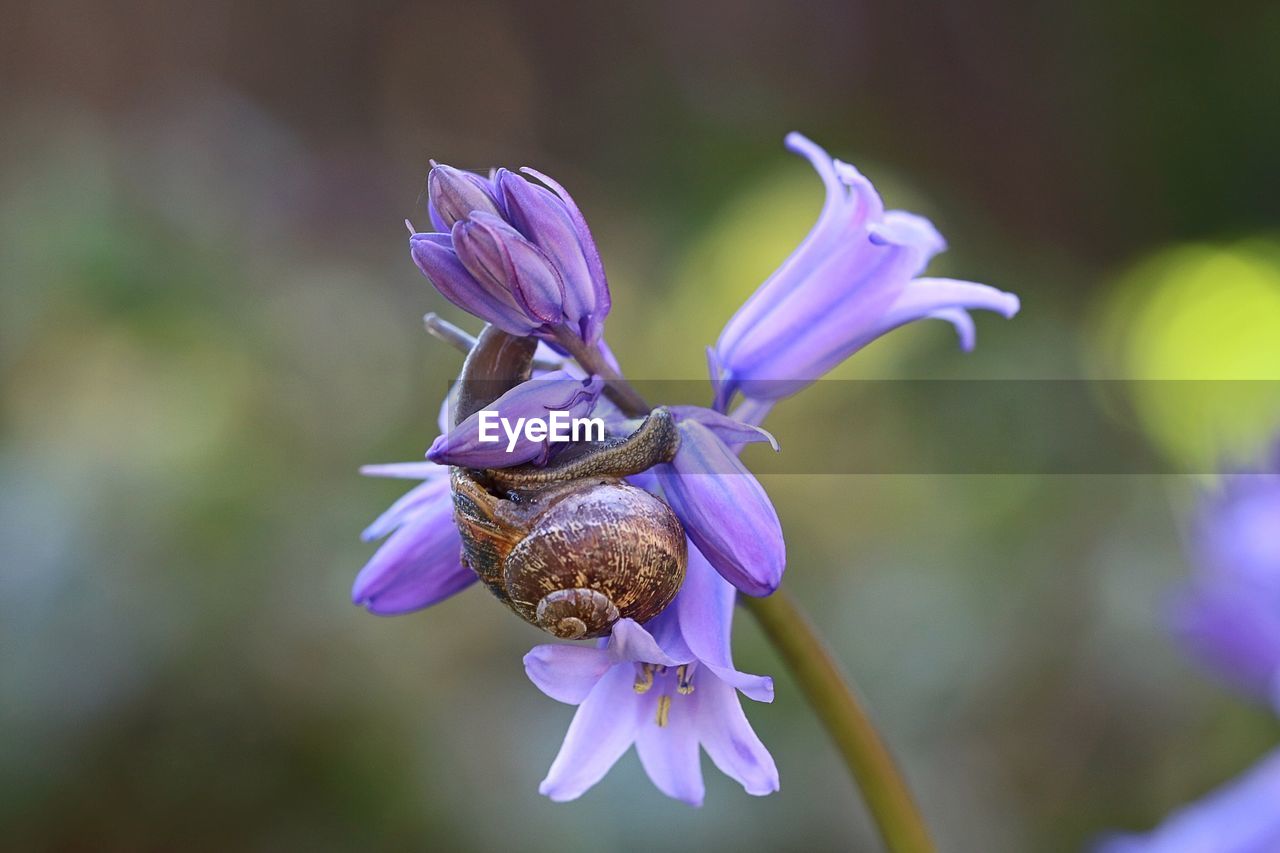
[427,164,502,230]
[655,420,785,596]
[453,213,566,326]
[427,371,604,468]
[498,169,606,342]
[411,161,613,344]
[411,233,541,336]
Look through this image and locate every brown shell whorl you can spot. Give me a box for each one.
[536,589,620,639]
[501,482,686,639]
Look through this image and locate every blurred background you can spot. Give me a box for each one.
[3,1,1280,850]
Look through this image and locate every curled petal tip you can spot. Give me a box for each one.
[999,292,1021,318]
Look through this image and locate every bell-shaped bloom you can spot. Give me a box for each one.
[352,462,475,615]
[1170,445,1280,706]
[427,371,604,469]
[1095,747,1280,853]
[525,546,778,806]
[655,419,784,596]
[711,132,1020,411]
[412,163,611,344]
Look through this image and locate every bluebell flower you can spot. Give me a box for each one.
[1171,444,1280,706]
[1096,747,1280,853]
[656,416,784,597]
[351,462,474,615]
[1098,442,1280,849]
[525,544,778,805]
[412,164,611,344]
[711,132,1020,411]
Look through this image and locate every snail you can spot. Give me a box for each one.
[448,325,687,640]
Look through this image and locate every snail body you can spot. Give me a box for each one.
[449,327,686,639]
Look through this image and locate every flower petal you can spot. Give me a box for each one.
[498,169,597,332]
[1170,581,1280,704]
[635,692,705,807]
[351,505,474,615]
[1095,747,1280,852]
[359,461,444,480]
[524,644,613,705]
[361,474,450,542]
[428,164,502,230]
[656,421,785,596]
[676,546,774,702]
[693,673,780,796]
[539,664,646,802]
[669,406,779,451]
[410,233,537,336]
[520,166,612,343]
[608,618,684,666]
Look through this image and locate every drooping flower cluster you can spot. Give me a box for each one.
[356,134,1017,804]
[1097,441,1280,851]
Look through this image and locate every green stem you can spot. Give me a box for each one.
[551,327,654,416]
[744,589,935,853]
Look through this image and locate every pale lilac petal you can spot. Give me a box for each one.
[885,277,1021,330]
[712,134,1018,410]
[676,547,774,702]
[927,307,977,351]
[635,693,705,807]
[524,644,613,705]
[1096,747,1280,852]
[351,507,474,615]
[669,406,779,451]
[723,240,919,402]
[359,462,444,480]
[539,664,646,802]
[608,618,684,666]
[869,209,947,265]
[716,133,875,365]
[656,421,785,596]
[694,674,780,796]
[361,475,450,542]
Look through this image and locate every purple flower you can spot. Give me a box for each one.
[655,418,785,597]
[711,132,1020,411]
[427,371,604,469]
[524,545,778,805]
[412,164,611,344]
[1096,747,1280,853]
[352,462,474,615]
[1170,446,1280,706]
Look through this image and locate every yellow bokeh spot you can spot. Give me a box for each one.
[1094,239,1280,470]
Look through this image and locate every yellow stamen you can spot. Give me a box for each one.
[656,695,672,727]
[676,664,695,695]
[633,663,655,694]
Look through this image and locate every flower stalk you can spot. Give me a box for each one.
[744,589,934,853]
[550,326,653,415]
